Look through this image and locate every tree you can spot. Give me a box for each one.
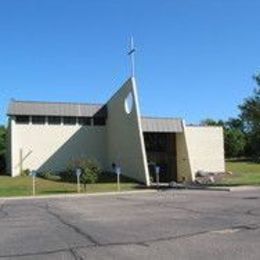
[200,119,224,127]
[0,126,6,172]
[200,74,260,159]
[65,159,101,190]
[201,118,246,158]
[224,128,246,158]
[239,74,260,158]
[80,159,100,190]
[225,118,244,131]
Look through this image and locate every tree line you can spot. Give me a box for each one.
[201,74,260,160]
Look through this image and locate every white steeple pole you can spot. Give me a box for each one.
[128,36,136,78]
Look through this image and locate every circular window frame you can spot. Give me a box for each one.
[124,92,134,115]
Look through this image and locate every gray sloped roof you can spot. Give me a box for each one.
[7,100,106,117]
[141,117,183,133]
[7,101,183,132]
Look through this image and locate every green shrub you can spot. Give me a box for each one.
[81,166,98,185]
[98,171,117,183]
[21,169,30,176]
[59,170,75,182]
[38,171,60,181]
[61,159,101,189]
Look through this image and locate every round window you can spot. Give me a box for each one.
[124,92,133,114]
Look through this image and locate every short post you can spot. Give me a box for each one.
[115,166,121,192]
[155,166,160,189]
[30,170,37,196]
[76,168,82,193]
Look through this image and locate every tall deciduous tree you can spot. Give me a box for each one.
[0,126,6,156]
[200,119,224,127]
[224,128,246,158]
[201,118,246,158]
[239,74,260,158]
[0,125,6,172]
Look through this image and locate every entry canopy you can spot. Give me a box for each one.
[141,117,183,133]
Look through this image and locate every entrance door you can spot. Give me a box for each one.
[144,133,177,182]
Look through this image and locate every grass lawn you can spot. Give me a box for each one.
[0,176,139,197]
[219,160,260,186]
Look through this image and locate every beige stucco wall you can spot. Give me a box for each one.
[106,78,150,185]
[184,126,225,180]
[9,118,106,177]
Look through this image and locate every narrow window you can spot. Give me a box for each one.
[78,117,91,126]
[93,117,106,126]
[63,117,77,125]
[32,116,45,124]
[48,116,61,125]
[15,116,30,124]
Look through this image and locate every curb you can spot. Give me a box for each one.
[0,189,157,201]
[228,186,260,192]
[194,185,260,192]
[186,186,231,192]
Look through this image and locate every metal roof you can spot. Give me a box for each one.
[7,100,106,117]
[141,117,183,133]
[7,101,183,132]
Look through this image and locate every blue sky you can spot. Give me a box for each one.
[0,0,259,124]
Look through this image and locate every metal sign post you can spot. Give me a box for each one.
[155,166,160,189]
[30,170,37,196]
[115,166,121,192]
[76,168,82,193]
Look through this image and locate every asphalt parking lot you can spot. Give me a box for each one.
[0,189,260,260]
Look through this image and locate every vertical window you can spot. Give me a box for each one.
[78,117,91,126]
[48,116,61,125]
[32,116,45,124]
[63,117,77,125]
[93,117,106,126]
[15,116,30,124]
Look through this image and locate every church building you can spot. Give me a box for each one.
[6,77,225,186]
